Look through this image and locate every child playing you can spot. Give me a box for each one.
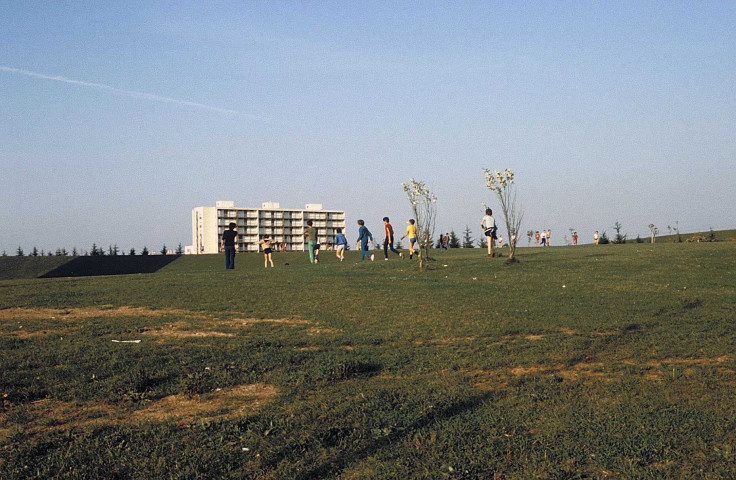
[259,235,274,268]
[382,217,403,260]
[356,219,374,261]
[334,228,348,261]
[401,219,419,259]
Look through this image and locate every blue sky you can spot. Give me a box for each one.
[2,1,735,253]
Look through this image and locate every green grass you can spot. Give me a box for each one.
[0,256,69,280]
[1,242,735,478]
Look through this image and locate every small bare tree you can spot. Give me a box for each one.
[402,179,437,270]
[483,168,523,261]
[648,224,658,243]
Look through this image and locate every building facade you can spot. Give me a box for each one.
[187,201,346,254]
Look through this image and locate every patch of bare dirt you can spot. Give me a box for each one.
[525,334,544,341]
[558,327,577,335]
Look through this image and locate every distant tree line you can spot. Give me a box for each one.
[9,243,184,257]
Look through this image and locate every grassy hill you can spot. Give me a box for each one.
[1,241,735,478]
[0,256,70,281]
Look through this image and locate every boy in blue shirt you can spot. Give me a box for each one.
[355,220,374,261]
[334,228,348,261]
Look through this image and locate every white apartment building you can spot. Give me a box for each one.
[188,201,346,254]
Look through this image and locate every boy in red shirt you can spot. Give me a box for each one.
[382,217,404,260]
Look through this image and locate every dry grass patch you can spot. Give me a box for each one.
[0,383,277,443]
[0,306,213,322]
[4,326,78,339]
[227,317,311,326]
[132,383,277,424]
[139,322,235,339]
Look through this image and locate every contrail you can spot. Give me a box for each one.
[0,65,242,115]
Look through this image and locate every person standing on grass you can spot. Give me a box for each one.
[594,230,599,245]
[441,233,450,251]
[220,222,238,270]
[259,235,274,268]
[540,230,547,247]
[304,220,318,264]
[480,208,496,258]
[382,217,403,260]
[547,230,552,246]
[401,219,419,260]
[334,228,348,261]
[535,230,540,246]
[356,219,374,261]
[572,231,578,245]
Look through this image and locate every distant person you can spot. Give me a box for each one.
[382,217,403,260]
[594,230,599,245]
[480,208,496,258]
[498,234,504,248]
[355,219,375,261]
[304,220,318,264]
[547,230,552,246]
[540,230,547,247]
[535,231,540,246]
[334,228,348,261]
[259,235,274,268]
[314,241,321,264]
[441,233,450,251]
[572,232,578,245]
[401,219,419,260]
[220,222,238,270]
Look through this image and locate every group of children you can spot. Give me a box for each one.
[299,217,420,265]
[533,230,553,247]
[224,208,506,269]
[226,217,422,269]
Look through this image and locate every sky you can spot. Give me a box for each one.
[2,1,735,254]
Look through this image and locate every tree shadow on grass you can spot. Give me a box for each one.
[294,391,496,480]
[40,256,181,278]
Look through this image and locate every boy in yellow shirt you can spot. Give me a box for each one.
[401,219,420,260]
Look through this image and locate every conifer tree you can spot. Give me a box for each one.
[462,226,475,248]
[449,231,461,248]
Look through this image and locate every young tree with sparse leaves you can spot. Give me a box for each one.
[649,224,658,244]
[402,178,438,270]
[482,168,524,262]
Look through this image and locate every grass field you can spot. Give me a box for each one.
[1,241,735,478]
